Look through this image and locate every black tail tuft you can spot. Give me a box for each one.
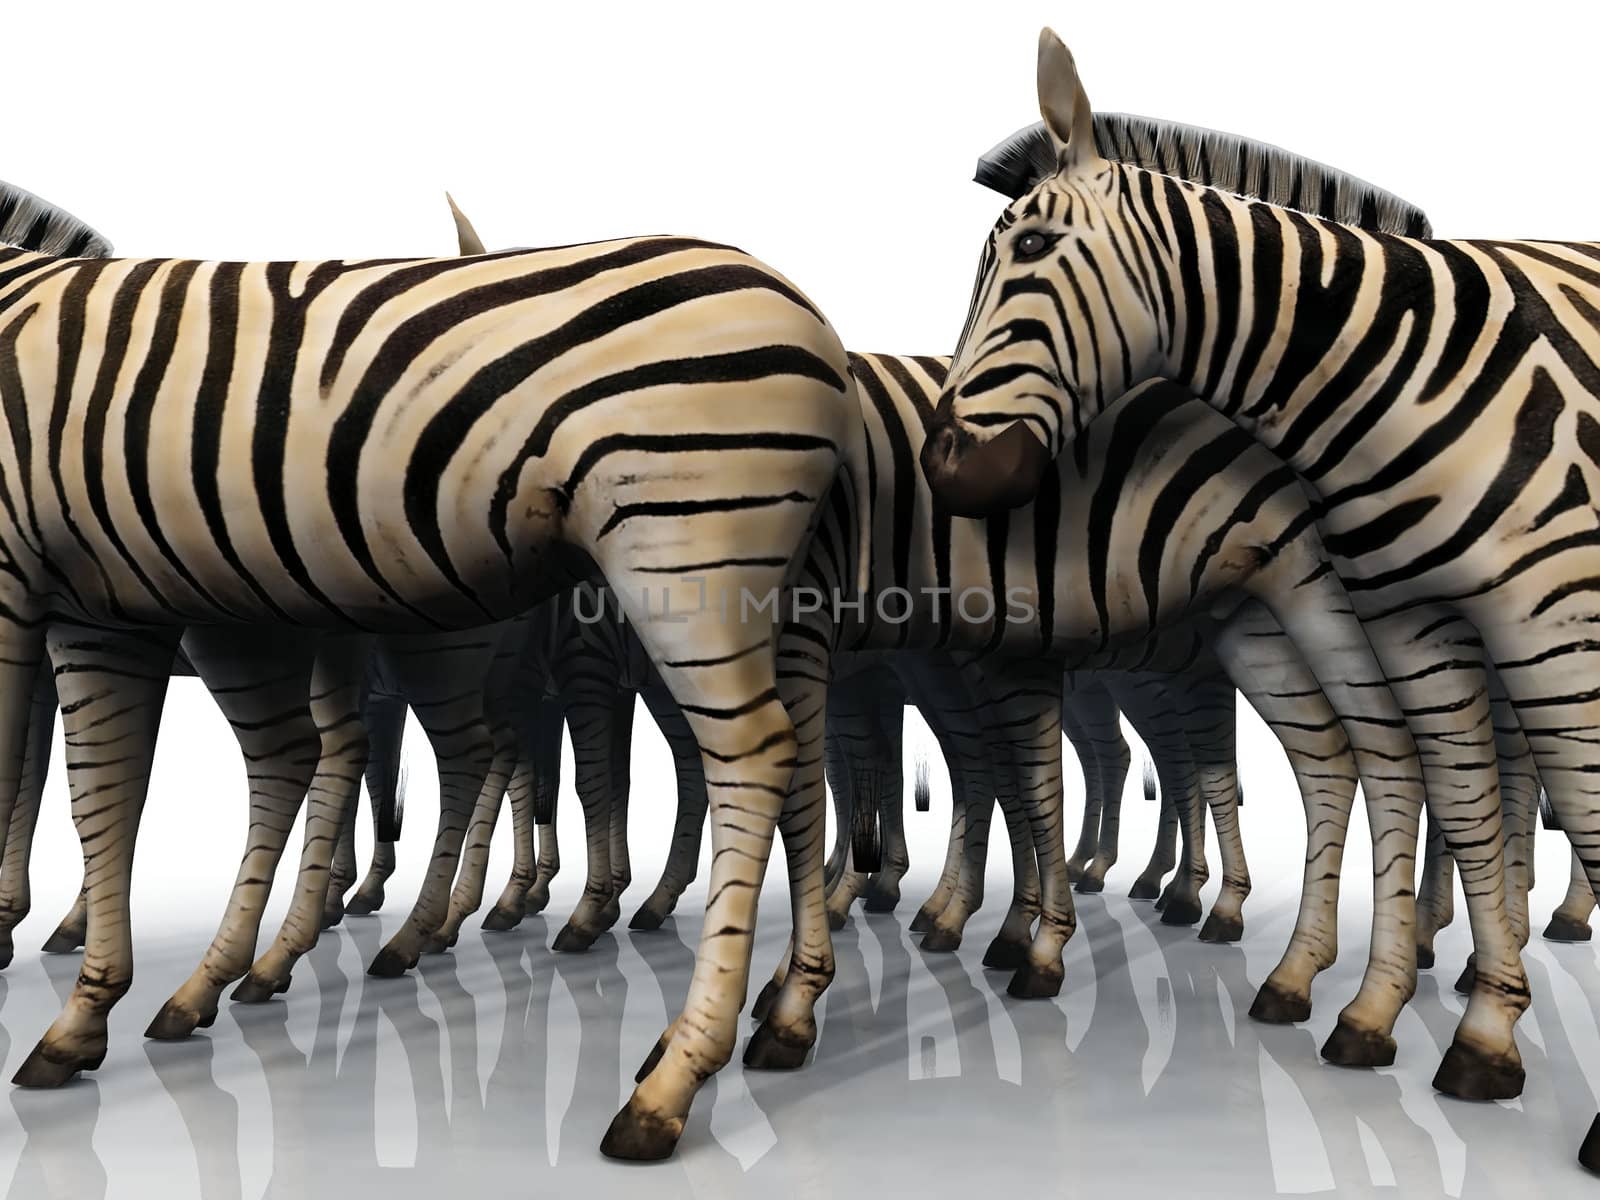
[849,772,883,874]
[377,761,408,842]
[1540,787,1561,831]
[914,753,931,813]
[1142,758,1158,804]
[1236,779,1245,809]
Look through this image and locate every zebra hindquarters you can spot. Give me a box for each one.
[146,626,322,1041]
[0,663,58,967]
[234,633,372,1003]
[14,622,181,1089]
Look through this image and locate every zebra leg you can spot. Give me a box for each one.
[14,623,179,1088]
[345,692,406,917]
[42,886,88,954]
[0,664,57,967]
[426,710,518,952]
[1415,814,1456,969]
[1545,851,1596,942]
[863,694,908,912]
[366,630,498,977]
[969,656,1075,998]
[1184,670,1250,943]
[910,761,966,933]
[233,634,370,1001]
[824,684,881,930]
[1115,679,1204,921]
[1060,685,1101,886]
[522,695,563,916]
[483,756,536,930]
[604,690,637,925]
[323,788,359,930]
[146,627,321,1040]
[1067,678,1130,893]
[630,682,708,931]
[1491,692,1538,953]
[550,684,623,952]
[1221,639,1358,1024]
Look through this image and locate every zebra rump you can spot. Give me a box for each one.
[973,111,1432,238]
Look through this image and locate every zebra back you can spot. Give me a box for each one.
[974,112,1432,238]
[0,179,111,257]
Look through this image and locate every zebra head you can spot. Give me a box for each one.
[921,29,1143,515]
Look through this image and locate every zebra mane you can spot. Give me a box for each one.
[975,112,1432,238]
[0,179,112,257]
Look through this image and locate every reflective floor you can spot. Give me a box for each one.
[0,871,1595,1199]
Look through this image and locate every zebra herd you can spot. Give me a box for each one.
[0,24,1593,1175]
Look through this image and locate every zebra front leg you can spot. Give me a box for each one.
[1066,677,1130,894]
[323,793,358,930]
[1491,693,1539,952]
[42,885,87,955]
[345,692,407,917]
[367,630,498,976]
[1545,851,1596,942]
[1415,815,1456,969]
[863,692,908,912]
[522,695,563,916]
[1061,683,1103,885]
[483,757,537,931]
[15,623,179,1088]
[1222,640,1359,1024]
[1114,677,1205,923]
[0,665,57,967]
[630,684,707,931]
[147,627,322,1040]
[425,714,517,952]
[549,685,623,953]
[1184,670,1250,943]
[603,690,636,927]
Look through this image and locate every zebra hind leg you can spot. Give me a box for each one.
[0,664,57,967]
[346,692,407,916]
[15,622,179,1088]
[630,683,707,931]
[1545,851,1596,942]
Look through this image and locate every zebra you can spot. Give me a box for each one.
[921,30,1600,1155]
[0,184,873,1162]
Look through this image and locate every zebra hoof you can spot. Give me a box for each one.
[909,908,936,934]
[230,973,290,1004]
[599,900,623,932]
[1128,879,1161,902]
[145,1001,209,1041]
[1007,961,1064,999]
[12,1043,97,1088]
[628,906,668,932]
[1160,897,1204,927]
[421,933,452,956]
[366,946,417,978]
[1432,1038,1524,1100]
[635,1035,670,1083]
[743,1021,813,1071]
[1249,980,1311,1025]
[1544,915,1593,943]
[1453,960,1476,995]
[862,885,900,913]
[551,924,599,954]
[481,906,522,932]
[600,1099,683,1162]
[1074,875,1106,895]
[919,928,962,954]
[41,928,84,955]
[750,979,781,1022]
[1321,1019,1396,1068]
[344,892,381,917]
[319,903,345,931]
[1581,1115,1600,1173]
[1066,863,1084,885]
[1416,944,1436,969]
[826,908,850,932]
[982,937,1028,969]
[524,887,551,916]
[1198,913,1244,944]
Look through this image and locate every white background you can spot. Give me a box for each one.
[5,1,1596,942]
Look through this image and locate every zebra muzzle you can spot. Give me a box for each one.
[919,417,1050,517]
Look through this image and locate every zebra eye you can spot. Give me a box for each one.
[1014,231,1050,261]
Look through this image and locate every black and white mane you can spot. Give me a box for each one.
[0,179,112,256]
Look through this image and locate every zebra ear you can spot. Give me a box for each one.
[1036,28,1101,174]
[446,192,486,255]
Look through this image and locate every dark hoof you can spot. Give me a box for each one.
[1544,915,1593,943]
[1198,913,1243,944]
[551,924,600,953]
[319,905,344,931]
[344,893,380,917]
[145,1001,207,1041]
[743,1021,813,1070]
[750,979,781,1022]
[600,1102,683,1162]
[1074,876,1105,895]
[525,889,550,916]
[1581,1115,1600,1173]
[366,946,417,978]
[1154,892,1169,912]
[1129,879,1161,901]
[920,928,962,954]
[628,907,667,932]
[481,906,522,932]
[1160,897,1204,927]
[41,929,84,955]
[1416,944,1436,969]
[1007,961,1064,999]
[1321,1019,1396,1068]
[231,973,290,1003]
[862,888,899,914]
[826,909,849,932]
[1249,980,1312,1025]
[1066,864,1083,885]
[909,909,936,934]
[0,941,13,971]
[422,934,451,956]
[1453,961,1476,995]
[13,1044,95,1088]
[982,937,1028,970]
[634,1037,668,1084]
[1432,1038,1524,1100]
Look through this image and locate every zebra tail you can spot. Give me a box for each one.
[379,761,409,842]
[849,770,883,874]
[914,752,931,812]
[1142,758,1157,803]
[1540,786,1561,831]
